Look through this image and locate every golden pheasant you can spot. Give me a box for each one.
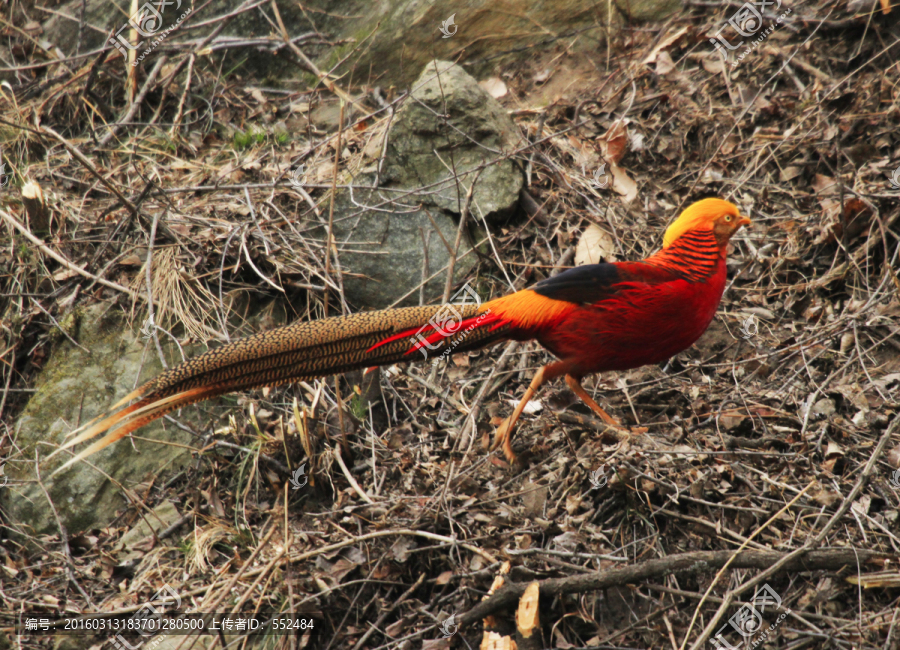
[50,198,749,473]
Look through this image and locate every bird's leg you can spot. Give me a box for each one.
[490,366,546,463]
[565,374,648,439]
[490,361,571,464]
[564,375,622,427]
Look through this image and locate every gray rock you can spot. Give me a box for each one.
[115,499,181,552]
[3,302,196,537]
[304,176,484,309]
[309,61,523,308]
[38,0,305,72]
[315,0,682,88]
[382,60,523,224]
[35,0,681,89]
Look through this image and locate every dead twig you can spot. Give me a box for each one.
[459,548,891,630]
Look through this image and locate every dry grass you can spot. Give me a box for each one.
[129,246,220,342]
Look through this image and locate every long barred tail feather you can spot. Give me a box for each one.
[49,303,511,474]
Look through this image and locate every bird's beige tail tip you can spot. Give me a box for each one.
[47,400,142,457]
[50,426,135,476]
[47,387,212,476]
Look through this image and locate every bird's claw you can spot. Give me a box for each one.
[484,417,518,465]
[489,418,510,451]
[608,425,647,445]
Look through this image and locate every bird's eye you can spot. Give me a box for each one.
[724,215,733,222]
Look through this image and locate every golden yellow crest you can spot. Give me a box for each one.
[663,198,742,248]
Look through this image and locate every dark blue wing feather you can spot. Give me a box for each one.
[532,264,621,305]
[533,262,684,305]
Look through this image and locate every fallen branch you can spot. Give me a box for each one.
[458,548,890,629]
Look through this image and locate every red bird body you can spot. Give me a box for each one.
[488,239,729,374]
[51,198,749,473]
[369,200,749,461]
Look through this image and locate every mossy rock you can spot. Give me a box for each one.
[311,0,682,88]
[4,302,200,538]
[302,61,520,308]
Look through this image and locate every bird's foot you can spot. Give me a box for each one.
[484,417,518,465]
[605,424,648,445]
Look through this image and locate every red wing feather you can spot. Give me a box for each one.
[367,312,508,355]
